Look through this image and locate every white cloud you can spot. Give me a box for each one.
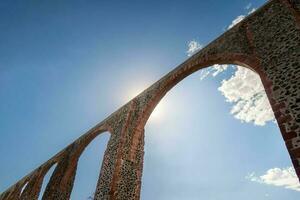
[222,6,274,126]
[227,15,246,29]
[195,5,272,126]
[246,167,300,191]
[211,64,229,76]
[187,40,203,57]
[227,4,256,29]
[218,66,274,126]
[189,6,273,126]
[199,64,230,80]
[199,69,211,80]
[248,8,256,15]
[197,59,274,127]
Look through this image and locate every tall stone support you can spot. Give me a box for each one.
[244,0,300,178]
[42,145,79,200]
[20,174,43,200]
[20,164,54,200]
[0,183,23,200]
[94,100,146,200]
[0,163,56,200]
[93,1,300,198]
[1,0,300,199]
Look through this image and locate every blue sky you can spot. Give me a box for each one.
[0,0,299,199]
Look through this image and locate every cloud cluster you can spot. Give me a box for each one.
[221,6,273,126]
[219,5,272,126]
[218,66,274,126]
[187,40,202,57]
[184,3,298,194]
[227,15,246,29]
[227,6,256,29]
[195,55,274,126]
[199,64,230,80]
[246,167,300,191]
[187,5,274,126]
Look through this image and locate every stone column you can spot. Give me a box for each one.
[20,174,43,200]
[42,145,79,200]
[20,163,55,200]
[94,101,146,200]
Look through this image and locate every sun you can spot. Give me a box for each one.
[148,99,166,122]
[124,85,166,122]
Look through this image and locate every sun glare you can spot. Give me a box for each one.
[124,85,167,123]
[148,99,166,122]
[125,86,146,102]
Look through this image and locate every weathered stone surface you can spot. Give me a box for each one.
[0,0,299,199]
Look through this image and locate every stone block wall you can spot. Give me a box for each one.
[1,0,299,199]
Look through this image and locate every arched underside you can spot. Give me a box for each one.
[1,0,300,200]
[140,64,287,199]
[139,54,267,127]
[0,127,111,200]
[93,1,300,199]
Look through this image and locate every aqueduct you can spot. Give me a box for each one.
[1,0,300,199]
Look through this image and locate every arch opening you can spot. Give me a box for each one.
[141,63,298,199]
[139,55,269,128]
[70,131,110,200]
[38,163,58,200]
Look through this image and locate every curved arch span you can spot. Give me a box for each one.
[40,127,112,200]
[140,54,271,128]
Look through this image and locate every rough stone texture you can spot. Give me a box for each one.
[20,163,55,200]
[0,0,299,199]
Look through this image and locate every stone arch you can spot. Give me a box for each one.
[40,127,112,200]
[140,65,282,198]
[70,131,111,199]
[0,161,58,200]
[1,0,300,199]
[37,163,58,200]
[1,178,29,200]
[93,2,300,198]
[139,54,265,127]
[136,50,299,183]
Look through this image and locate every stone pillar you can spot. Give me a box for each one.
[94,101,145,200]
[20,164,55,200]
[1,185,22,200]
[245,0,300,178]
[42,146,79,200]
[20,174,43,200]
[1,0,300,199]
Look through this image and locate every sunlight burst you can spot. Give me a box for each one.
[125,85,167,122]
[148,99,166,122]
